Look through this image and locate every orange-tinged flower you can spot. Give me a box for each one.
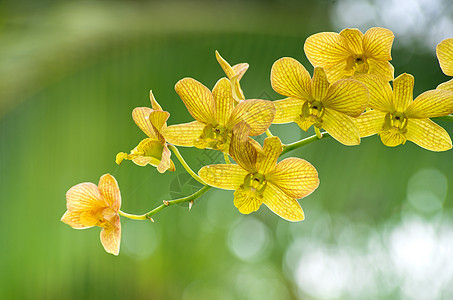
[304,27,395,82]
[271,57,369,145]
[216,50,249,101]
[61,174,121,255]
[198,123,319,221]
[116,91,175,173]
[354,73,453,151]
[164,77,275,153]
[436,38,453,91]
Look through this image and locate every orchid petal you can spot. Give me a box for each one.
[271,57,312,99]
[199,164,248,190]
[406,118,452,151]
[175,78,216,123]
[263,182,304,222]
[268,158,319,199]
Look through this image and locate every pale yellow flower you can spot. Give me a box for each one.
[116,91,175,173]
[271,57,369,145]
[199,123,319,221]
[61,174,121,255]
[304,27,395,82]
[164,77,275,152]
[355,73,453,151]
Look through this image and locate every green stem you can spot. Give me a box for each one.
[118,185,212,221]
[265,129,274,137]
[314,127,322,139]
[145,185,212,218]
[281,132,331,156]
[118,210,149,220]
[224,152,231,164]
[433,115,453,122]
[168,144,205,185]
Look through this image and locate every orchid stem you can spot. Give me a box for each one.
[168,144,206,185]
[145,185,211,218]
[281,132,331,156]
[265,129,274,137]
[224,152,231,164]
[118,185,212,221]
[315,127,322,139]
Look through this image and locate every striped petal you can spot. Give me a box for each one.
[149,90,163,111]
[149,110,170,143]
[324,60,349,83]
[157,144,174,173]
[98,174,121,211]
[323,78,368,117]
[271,57,312,99]
[353,74,394,112]
[227,99,276,136]
[66,182,106,211]
[437,78,453,91]
[406,118,452,151]
[367,59,394,81]
[175,78,216,124]
[262,182,304,222]
[340,28,364,54]
[198,164,248,190]
[232,63,249,81]
[379,128,406,147]
[229,122,257,172]
[212,77,234,126]
[164,121,205,147]
[272,97,304,124]
[61,211,94,229]
[405,89,453,118]
[312,67,330,100]
[322,109,360,145]
[363,27,394,61]
[268,158,319,199]
[354,110,386,137]
[215,50,235,79]
[436,38,453,76]
[100,216,121,255]
[132,107,155,138]
[256,136,282,174]
[392,73,414,112]
[233,189,263,215]
[304,32,350,68]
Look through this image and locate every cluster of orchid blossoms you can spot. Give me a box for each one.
[61,27,453,255]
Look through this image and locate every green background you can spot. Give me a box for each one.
[1,1,452,299]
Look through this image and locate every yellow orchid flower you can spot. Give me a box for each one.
[116,91,175,173]
[61,174,121,255]
[271,57,369,145]
[304,27,395,82]
[216,50,249,101]
[436,38,453,91]
[198,123,319,221]
[354,73,453,151]
[164,77,276,153]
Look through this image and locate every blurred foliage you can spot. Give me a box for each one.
[0,1,452,299]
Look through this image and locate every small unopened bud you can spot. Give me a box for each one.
[188,200,194,211]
